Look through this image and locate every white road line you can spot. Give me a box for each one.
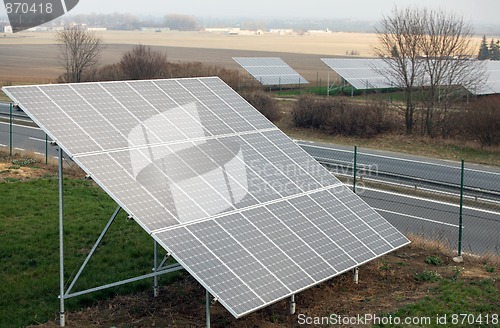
[14,147,25,151]
[0,144,6,147]
[374,208,461,228]
[298,141,500,176]
[29,137,47,142]
[359,186,500,216]
[0,121,41,130]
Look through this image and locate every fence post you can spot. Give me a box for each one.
[9,103,13,156]
[458,159,465,257]
[353,146,358,193]
[45,134,48,165]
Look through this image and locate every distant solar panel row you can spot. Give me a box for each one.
[3,77,409,318]
[234,57,309,85]
[322,58,499,95]
[321,58,394,90]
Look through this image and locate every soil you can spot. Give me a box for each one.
[27,242,498,328]
[1,152,498,328]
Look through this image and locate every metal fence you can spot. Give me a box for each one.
[299,142,500,262]
[2,107,499,262]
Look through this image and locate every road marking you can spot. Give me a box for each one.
[374,208,461,228]
[14,147,25,151]
[0,121,41,130]
[298,141,500,176]
[0,144,6,147]
[359,186,500,216]
[29,137,47,143]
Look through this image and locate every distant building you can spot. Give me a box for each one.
[87,27,107,31]
[4,25,12,33]
[269,29,294,35]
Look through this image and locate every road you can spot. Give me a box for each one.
[0,109,498,256]
[0,121,58,158]
[298,140,500,201]
[357,187,499,255]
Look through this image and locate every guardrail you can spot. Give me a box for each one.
[299,143,500,202]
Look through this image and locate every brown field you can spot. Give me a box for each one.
[0,30,402,83]
[0,30,484,83]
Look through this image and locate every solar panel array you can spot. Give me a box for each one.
[234,57,309,85]
[468,61,500,95]
[3,77,409,318]
[321,58,394,90]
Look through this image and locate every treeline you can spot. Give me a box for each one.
[478,35,500,60]
[292,95,500,147]
[59,45,282,121]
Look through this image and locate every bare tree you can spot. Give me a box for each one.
[56,26,104,83]
[119,45,168,80]
[374,7,484,136]
[419,9,484,136]
[374,7,427,134]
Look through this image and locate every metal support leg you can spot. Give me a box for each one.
[353,267,359,284]
[289,294,296,315]
[154,240,159,297]
[65,206,122,296]
[206,290,211,328]
[58,147,65,327]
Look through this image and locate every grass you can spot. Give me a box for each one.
[375,279,499,327]
[0,177,180,327]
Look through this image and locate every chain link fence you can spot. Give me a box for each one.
[300,142,500,263]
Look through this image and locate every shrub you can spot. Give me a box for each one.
[424,255,443,266]
[292,95,396,137]
[463,96,500,146]
[414,270,442,282]
[119,45,169,80]
[239,90,281,122]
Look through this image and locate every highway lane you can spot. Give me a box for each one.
[1,114,498,255]
[357,187,499,255]
[0,121,58,158]
[298,140,500,201]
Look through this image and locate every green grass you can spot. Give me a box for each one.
[375,279,499,327]
[0,177,180,327]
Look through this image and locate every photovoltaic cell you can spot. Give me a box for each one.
[3,77,409,318]
[321,58,393,90]
[234,57,309,85]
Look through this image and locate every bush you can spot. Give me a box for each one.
[120,45,169,80]
[292,95,396,137]
[424,255,443,266]
[239,90,281,122]
[414,270,442,282]
[463,96,500,146]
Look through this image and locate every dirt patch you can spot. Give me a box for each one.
[28,244,498,328]
[0,152,83,181]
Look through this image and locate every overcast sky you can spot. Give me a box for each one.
[67,0,498,24]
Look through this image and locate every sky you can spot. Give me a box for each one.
[67,0,499,24]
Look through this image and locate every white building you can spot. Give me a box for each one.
[4,25,13,33]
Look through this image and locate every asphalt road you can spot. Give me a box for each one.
[357,187,499,255]
[298,140,500,201]
[1,110,498,255]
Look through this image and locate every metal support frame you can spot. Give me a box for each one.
[206,290,211,328]
[353,267,359,284]
[9,103,13,156]
[56,147,184,326]
[58,147,65,327]
[289,294,296,315]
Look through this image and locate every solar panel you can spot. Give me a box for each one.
[234,57,309,86]
[2,77,409,318]
[468,61,500,95]
[321,58,394,90]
